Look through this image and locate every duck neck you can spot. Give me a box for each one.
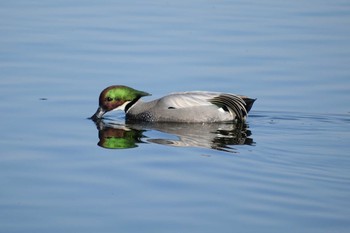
[125,97,142,113]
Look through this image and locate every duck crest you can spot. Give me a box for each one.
[100,85,150,102]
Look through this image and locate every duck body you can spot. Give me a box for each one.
[91,85,256,123]
[126,92,254,122]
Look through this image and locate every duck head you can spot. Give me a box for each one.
[90,85,150,120]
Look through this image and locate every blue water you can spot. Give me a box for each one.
[1,1,350,232]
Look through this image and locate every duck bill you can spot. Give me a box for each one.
[90,107,106,121]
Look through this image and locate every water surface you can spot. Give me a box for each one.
[1,1,350,232]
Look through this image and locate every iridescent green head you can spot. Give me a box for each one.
[90,85,150,120]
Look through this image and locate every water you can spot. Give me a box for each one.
[1,0,350,232]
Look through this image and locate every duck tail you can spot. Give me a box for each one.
[242,98,256,113]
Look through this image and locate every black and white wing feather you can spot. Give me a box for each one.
[209,94,247,121]
[158,91,248,121]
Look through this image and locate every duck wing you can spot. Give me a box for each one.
[158,91,248,121]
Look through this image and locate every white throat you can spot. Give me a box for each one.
[112,101,132,112]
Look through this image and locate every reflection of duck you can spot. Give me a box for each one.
[94,121,145,149]
[91,85,256,123]
[92,120,254,152]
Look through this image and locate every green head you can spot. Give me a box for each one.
[90,85,150,120]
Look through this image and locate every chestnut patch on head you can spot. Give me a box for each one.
[102,97,125,111]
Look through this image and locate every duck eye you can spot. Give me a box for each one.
[106,97,113,102]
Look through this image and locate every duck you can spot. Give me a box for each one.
[90,85,256,123]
